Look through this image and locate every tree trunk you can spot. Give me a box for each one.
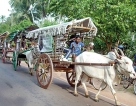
[42,2,46,18]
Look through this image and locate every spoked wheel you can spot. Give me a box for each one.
[92,78,107,90]
[133,80,136,95]
[123,77,131,89]
[66,71,81,87]
[2,49,5,63]
[12,51,17,71]
[2,56,5,63]
[36,53,53,89]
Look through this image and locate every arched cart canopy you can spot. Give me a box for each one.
[6,31,19,42]
[0,31,9,41]
[12,25,39,41]
[26,17,97,38]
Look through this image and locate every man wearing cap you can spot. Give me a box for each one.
[86,42,94,52]
[62,35,84,61]
[107,46,117,60]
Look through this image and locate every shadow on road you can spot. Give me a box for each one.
[53,78,115,106]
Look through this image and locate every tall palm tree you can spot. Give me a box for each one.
[9,0,37,23]
[9,0,51,22]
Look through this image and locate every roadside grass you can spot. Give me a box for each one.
[116,84,134,93]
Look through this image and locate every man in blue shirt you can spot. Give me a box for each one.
[62,35,84,61]
[70,36,84,61]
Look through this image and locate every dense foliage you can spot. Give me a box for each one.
[0,0,136,57]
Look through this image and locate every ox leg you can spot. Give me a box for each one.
[28,61,33,76]
[109,85,120,106]
[17,60,21,66]
[29,68,33,76]
[107,80,120,106]
[94,81,105,102]
[74,66,82,96]
[81,74,89,98]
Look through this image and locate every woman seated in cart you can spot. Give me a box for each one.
[7,41,14,50]
[61,34,76,61]
[20,37,28,50]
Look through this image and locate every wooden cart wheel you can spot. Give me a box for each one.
[2,56,5,63]
[36,53,53,89]
[12,51,17,71]
[66,71,81,87]
[134,80,136,95]
[123,77,130,89]
[2,49,5,63]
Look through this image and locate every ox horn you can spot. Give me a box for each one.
[114,48,120,59]
[118,48,124,56]
[114,59,121,64]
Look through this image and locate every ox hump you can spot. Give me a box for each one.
[76,52,110,64]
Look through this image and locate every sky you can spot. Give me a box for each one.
[0,0,11,17]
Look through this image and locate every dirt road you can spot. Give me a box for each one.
[54,72,136,106]
[0,60,135,106]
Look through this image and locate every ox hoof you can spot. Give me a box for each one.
[85,95,89,98]
[29,72,33,76]
[74,93,78,97]
[31,73,33,76]
[115,102,121,106]
[94,98,99,102]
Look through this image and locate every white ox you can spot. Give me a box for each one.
[24,45,40,75]
[74,51,135,106]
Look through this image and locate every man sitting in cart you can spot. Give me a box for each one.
[63,35,84,61]
[71,35,84,58]
[85,42,94,52]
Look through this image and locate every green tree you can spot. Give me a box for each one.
[9,0,37,23]
[6,0,136,54]
[40,19,57,27]
[9,0,51,23]
[49,0,136,53]
[10,19,32,32]
[0,23,10,33]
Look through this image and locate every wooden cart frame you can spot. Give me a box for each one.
[1,31,19,63]
[26,17,107,89]
[0,32,9,57]
[0,31,13,63]
[12,25,39,71]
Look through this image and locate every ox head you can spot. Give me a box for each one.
[115,56,136,78]
[31,44,40,57]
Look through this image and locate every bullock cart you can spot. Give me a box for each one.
[0,33,5,56]
[1,31,18,63]
[12,25,39,71]
[0,31,9,58]
[26,17,108,89]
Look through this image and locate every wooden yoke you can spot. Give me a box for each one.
[53,61,114,66]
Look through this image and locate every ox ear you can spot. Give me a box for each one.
[114,59,121,64]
